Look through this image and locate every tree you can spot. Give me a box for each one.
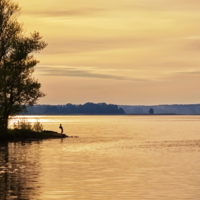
[148,108,154,114]
[0,0,47,133]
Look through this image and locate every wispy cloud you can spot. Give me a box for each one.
[37,66,147,82]
[178,70,200,75]
[21,8,106,18]
[41,36,161,55]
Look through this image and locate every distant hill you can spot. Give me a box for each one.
[118,104,200,115]
[25,102,125,115]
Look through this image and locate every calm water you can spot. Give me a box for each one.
[1,115,200,200]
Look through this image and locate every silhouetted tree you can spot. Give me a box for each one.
[148,108,154,114]
[0,0,47,133]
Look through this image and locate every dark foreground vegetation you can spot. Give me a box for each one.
[0,120,71,142]
[0,130,65,142]
[26,102,125,115]
[0,129,69,142]
[0,0,47,134]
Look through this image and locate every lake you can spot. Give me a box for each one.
[1,115,200,200]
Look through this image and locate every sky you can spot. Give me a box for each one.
[17,0,200,105]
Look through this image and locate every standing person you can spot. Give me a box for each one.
[59,124,63,134]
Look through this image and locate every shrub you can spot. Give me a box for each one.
[13,118,32,130]
[13,118,43,132]
[32,120,43,132]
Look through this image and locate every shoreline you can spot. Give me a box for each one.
[0,129,78,143]
[19,113,200,115]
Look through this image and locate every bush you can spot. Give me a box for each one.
[13,118,32,130]
[13,118,43,132]
[32,120,43,132]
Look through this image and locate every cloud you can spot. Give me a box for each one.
[183,40,200,52]
[37,66,147,82]
[178,70,200,75]
[21,8,106,18]
[123,0,200,12]
[41,36,161,55]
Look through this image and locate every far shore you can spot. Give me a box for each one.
[21,113,180,115]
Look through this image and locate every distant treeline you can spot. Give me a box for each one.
[25,103,125,115]
[119,104,200,115]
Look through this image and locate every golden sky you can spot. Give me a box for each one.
[17,0,200,105]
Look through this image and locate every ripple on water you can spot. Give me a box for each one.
[2,115,200,200]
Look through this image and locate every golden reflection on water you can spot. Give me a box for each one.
[1,116,200,199]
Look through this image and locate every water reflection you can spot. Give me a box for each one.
[1,116,200,200]
[0,141,42,200]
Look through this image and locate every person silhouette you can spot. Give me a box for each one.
[59,124,63,134]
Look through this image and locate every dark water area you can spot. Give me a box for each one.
[0,141,42,200]
[1,115,200,199]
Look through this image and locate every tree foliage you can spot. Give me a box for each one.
[0,0,47,132]
[26,103,126,115]
[148,108,154,114]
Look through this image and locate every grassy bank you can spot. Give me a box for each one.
[0,118,69,142]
